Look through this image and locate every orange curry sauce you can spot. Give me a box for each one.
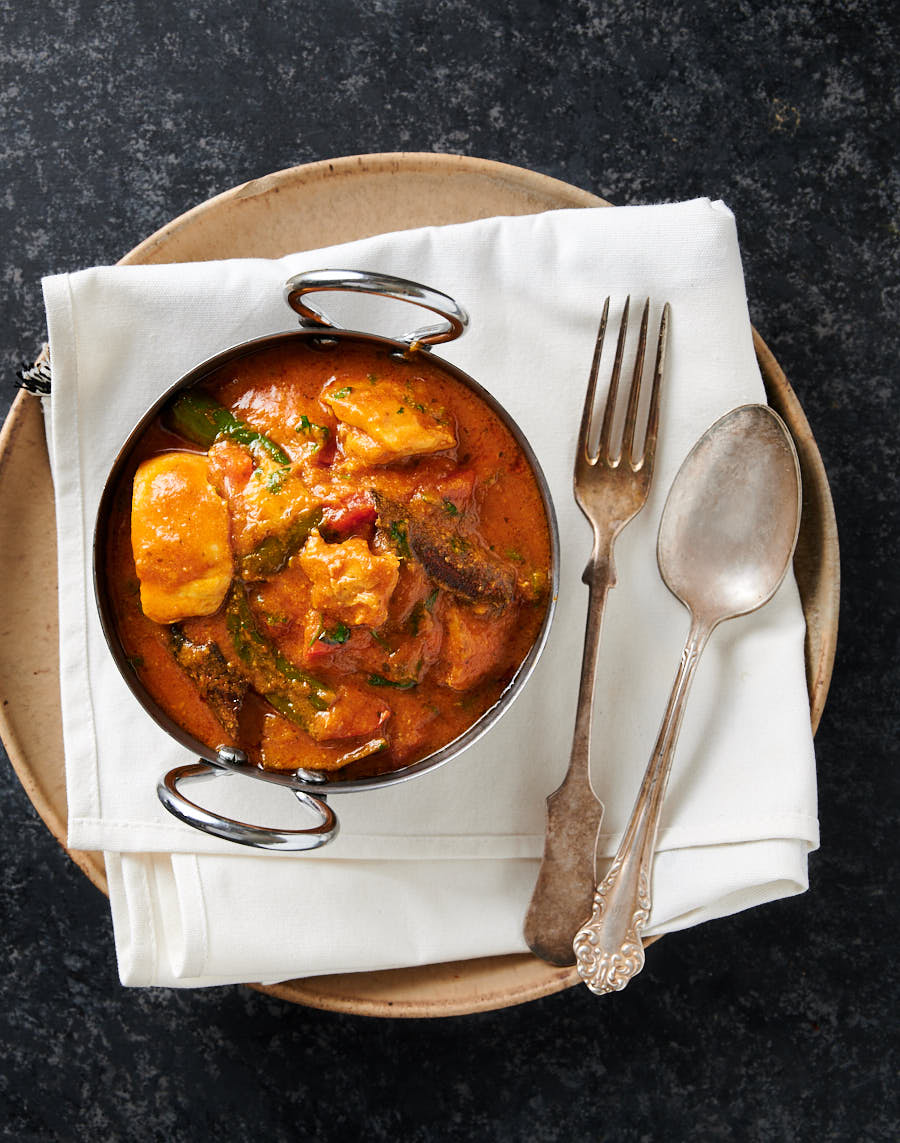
[106,339,551,780]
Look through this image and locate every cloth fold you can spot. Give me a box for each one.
[43,198,818,987]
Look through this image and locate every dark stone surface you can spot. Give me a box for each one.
[1,1,897,1139]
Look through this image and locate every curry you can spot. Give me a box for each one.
[105,338,552,780]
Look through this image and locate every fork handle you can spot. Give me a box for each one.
[572,618,711,993]
[523,558,613,965]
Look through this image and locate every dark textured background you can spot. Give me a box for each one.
[2,1,898,1140]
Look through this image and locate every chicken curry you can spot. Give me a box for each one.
[105,337,552,779]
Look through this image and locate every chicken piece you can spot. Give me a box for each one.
[248,561,311,647]
[333,423,396,466]
[322,377,456,464]
[309,684,390,742]
[131,452,233,624]
[204,431,324,580]
[296,530,400,627]
[225,453,319,562]
[435,601,515,691]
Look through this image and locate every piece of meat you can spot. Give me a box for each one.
[335,424,398,466]
[296,530,400,627]
[373,608,444,682]
[322,377,456,463]
[434,601,516,691]
[375,494,516,612]
[309,684,390,742]
[384,559,431,627]
[131,452,233,624]
[225,454,319,562]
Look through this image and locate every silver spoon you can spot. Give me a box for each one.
[573,404,802,995]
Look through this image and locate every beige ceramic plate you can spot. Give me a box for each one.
[0,153,839,1017]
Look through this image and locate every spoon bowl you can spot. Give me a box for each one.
[658,404,802,625]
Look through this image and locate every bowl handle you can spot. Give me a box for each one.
[283,269,469,349]
[157,753,338,852]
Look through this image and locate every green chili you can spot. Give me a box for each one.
[169,390,290,466]
[226,584,333,716]
[239,506,324,580]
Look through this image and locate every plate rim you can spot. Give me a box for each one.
[119,151,611,266]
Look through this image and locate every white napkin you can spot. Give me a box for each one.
[43,199,818,987]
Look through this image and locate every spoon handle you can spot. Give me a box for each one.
[573,618,712,994]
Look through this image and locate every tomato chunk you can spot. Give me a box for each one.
[320,492,378,541]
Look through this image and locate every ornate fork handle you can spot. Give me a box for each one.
[574,619,711,994]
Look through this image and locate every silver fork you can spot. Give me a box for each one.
[523,297,670,965]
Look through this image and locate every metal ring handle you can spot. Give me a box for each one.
[283,269,469,349]
[157,755,338,852]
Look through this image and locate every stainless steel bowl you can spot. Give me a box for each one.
[93,270,559,851]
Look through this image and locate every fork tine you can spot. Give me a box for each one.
[622,298,650,467]
[639,302,670,474]
[577,297,610,464]
[598,296,630,462]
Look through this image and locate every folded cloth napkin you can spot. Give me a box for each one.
[42,198,818,987]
